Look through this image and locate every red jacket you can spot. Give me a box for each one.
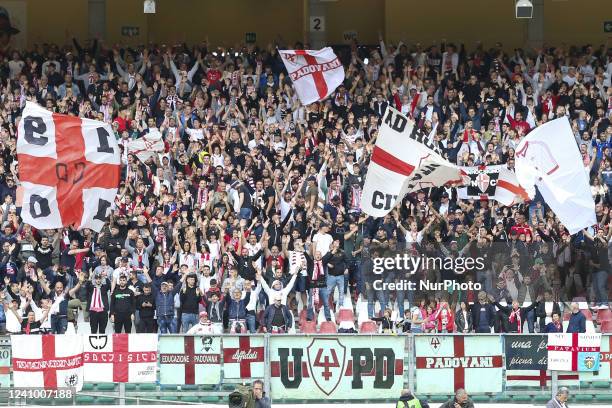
[434,304,455,332]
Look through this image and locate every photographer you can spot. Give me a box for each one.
[439,389,474,408]
[253,380,270,408]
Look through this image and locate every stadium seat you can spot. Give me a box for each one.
[300,320,317,334]
[337,308,354,322]
[599,320,612,332]
[319,321,337,333]
[359,321,379,333]
[298,309,308,323]
[597,308,612,322]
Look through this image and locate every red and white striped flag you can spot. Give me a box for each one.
[280,48,345,105]
[12,335,84,391]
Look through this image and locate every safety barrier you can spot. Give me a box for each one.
[0,334,611,405]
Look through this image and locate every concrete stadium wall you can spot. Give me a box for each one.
[16,0,612,50]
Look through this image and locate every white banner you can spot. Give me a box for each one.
[515,118,596,234]
[12,334,83,391]
[415,335,503,394]
[547,333,601,371]
[361,107,461,217]
[83,334,157,382]
[270,335,404,400]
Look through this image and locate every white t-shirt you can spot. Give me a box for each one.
[312,232,333,256]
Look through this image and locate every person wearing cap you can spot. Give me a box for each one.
[186,311,215,335]
[263,293,292,333]
[395,388,430,408]
[257,264,298,306]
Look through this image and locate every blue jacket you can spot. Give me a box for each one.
[263,304,293,331]
[154,282,181,318]
[566,311,586,333]
[227,293,250,320]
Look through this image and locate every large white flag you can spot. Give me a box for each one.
[280,48,345,105]
[515,118,596,234]
[12,334,84,391]
[458,165,529,206]
[361,107,462,217]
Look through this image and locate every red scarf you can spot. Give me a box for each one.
[509,309,522,333]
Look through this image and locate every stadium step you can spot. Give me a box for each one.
[97,396,116,405]
[96,383,117,391]
[574,394,594,403]
[137,383,157,391]
[594,394,612,402]
[511,395,532,403]
[534,395,550,404]
[76,396,95,404]
[592,380,611,389]
[471,395,490,403]
[493,395,512,403]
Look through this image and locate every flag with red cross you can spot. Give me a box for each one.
[17,102,120,232]
[280,48,345,105]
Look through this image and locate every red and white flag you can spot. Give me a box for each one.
[414,335,503,394]
[280,48,345,105]
[458,165,529,205]
[222,336,265,379]
[128,129,165,163]
[506,369,579,387]
[17,101,121,232]
[547,333,601,371]
[12,335,84,391]
[83,334,157,383]
[361,107,462,217]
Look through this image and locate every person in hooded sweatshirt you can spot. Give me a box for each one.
[257,266,298,305]
[395,389,429,408]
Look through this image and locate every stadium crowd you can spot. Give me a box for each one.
[0,31,611,335]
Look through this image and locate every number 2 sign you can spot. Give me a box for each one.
[309,16,325,32]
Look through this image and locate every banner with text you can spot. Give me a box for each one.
[269,336,404,400]
[415,335,503,394]
[159,336,220,385]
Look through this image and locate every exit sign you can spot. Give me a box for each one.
[605,21,612,33]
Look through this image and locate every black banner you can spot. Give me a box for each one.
[504,335,548,370]
[464,166,500,197]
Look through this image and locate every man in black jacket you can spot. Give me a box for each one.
[325,239,348,312]
[179,273,202,333]
[136,283,156,333]
[471,291,495,333]
[493,297,541,333]
[110,275,135,333]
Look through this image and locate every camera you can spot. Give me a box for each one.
[228,385,254,408]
